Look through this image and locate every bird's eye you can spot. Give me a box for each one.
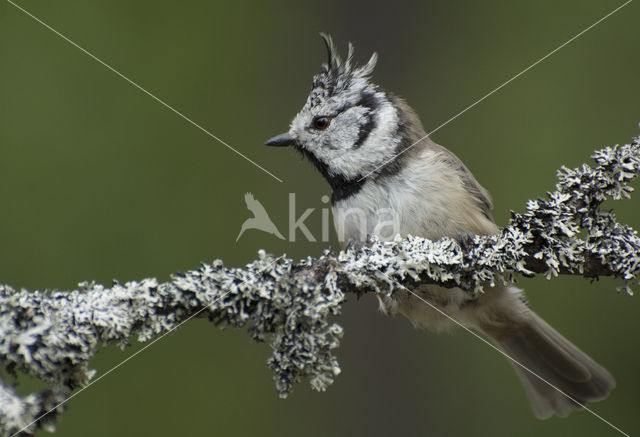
[312,116,330,130]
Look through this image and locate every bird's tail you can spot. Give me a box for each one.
[481,311,615,419]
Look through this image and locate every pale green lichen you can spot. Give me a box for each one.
[1,136,639,435]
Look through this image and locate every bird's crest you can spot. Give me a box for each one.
[308,33,378,106]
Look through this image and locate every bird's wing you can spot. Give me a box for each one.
[430,143,494,221]
[244,192,268,217]
[459,169,493,220]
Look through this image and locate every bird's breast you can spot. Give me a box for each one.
[332,161,496,244]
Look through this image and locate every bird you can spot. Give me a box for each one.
[236,192,285,241]
[264,33,615,419]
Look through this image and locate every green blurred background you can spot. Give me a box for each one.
[1,0,639,435]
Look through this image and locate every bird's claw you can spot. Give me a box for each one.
[345,238,364,253]
[455,232,476,252]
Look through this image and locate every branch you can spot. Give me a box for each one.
[1,136,639,435]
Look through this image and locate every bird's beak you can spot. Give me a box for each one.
[264,132,295,147]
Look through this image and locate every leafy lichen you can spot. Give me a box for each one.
[1,136,639,435]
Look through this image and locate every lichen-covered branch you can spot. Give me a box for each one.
[1,136,639,435]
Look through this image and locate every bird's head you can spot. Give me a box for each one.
[265,34,425,200]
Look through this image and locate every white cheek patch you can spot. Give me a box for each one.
[287,86,400,182]
[324,99,399,179]
[324,107,368,148]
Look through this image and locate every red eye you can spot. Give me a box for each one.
[313,116,330,130]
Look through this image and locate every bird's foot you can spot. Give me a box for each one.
[345,238,364,253]
[455,232,476,252]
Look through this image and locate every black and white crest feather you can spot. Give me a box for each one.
[309,33,379,106]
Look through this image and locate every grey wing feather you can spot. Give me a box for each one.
[460,170,493,221]
[429,143,494,221]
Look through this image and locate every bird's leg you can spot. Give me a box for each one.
[455,232,476,253]
[344,238,364,253]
